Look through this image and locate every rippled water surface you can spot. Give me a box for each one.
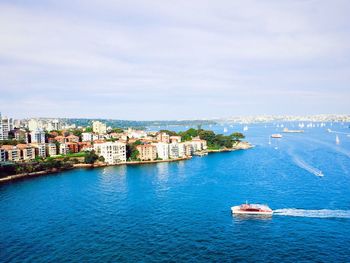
[1,123,350,262]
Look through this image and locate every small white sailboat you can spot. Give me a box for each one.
[243,126,248,131]
[223,127,228,133]
[336,135,340,145]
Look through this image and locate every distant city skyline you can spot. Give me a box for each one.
[1,0,349,120]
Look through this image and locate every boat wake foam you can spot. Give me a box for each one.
[274,209,350,218]
[292,156,324,177]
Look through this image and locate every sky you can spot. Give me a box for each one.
[0,0,349,120]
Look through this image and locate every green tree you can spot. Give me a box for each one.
[230,132,245,141]
[84,150,99,164]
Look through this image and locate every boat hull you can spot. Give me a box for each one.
[231,206,273,216]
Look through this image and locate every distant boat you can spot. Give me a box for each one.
[223,127,228,133]
[243,126,248,131]
[336,135,340,145]
[327,129,332,133]
[271,134,283,138]
[283,128,304,133]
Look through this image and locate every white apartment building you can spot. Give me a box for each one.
[155,142,169,160]
[189,138,207,152]
[1,117,13,140]
[178,143,187,157]
[46,119,62,131]
[92,121,107,134]
[59,143,70,155]
[93,141,126,164]
[30,129,46,143]
[46,143,57,156]
[0,148,5,162]
[82,132,93,142]
[168,142,179,159]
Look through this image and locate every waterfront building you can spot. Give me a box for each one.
[168,143,179,159]
[93,141,126,164]
[59,143,70,155]
[178,143,189,157]
[156,132,170,143]
[30,129,46,144]
[46,143,57,156]
[92,121,107,134]
[32,143,46,158]
[0,148,6,162]
[154,142,169,160]
[190,138,207,152]
[1,145,21,162]
[17,144,35,161]
[82,132,93,142]
[136,144,157,161]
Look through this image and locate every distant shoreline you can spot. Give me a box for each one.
[0,142,253,184]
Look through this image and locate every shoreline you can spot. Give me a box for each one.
[0,142,252,184]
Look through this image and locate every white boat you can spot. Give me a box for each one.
[327,129,332,133]
[243,125,248,131]
[336,135,340,145]
[223,127,228,133]
[231,203,273,216]
[271,134,282,138]
[315,171,324,177]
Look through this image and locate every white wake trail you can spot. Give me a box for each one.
[274,209,350,218]
[292,155,324,177]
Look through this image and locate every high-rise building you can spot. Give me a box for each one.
[0,115,13,140]
[0,112,3,141]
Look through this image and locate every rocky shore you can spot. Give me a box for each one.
[206,141,254,153]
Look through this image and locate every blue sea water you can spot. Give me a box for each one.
[1,123,350,262]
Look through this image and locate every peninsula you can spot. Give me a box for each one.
[0,116,251,183]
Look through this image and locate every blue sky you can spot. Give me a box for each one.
[0,0,349,120]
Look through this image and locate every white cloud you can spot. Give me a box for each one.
[0,0,349,119]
